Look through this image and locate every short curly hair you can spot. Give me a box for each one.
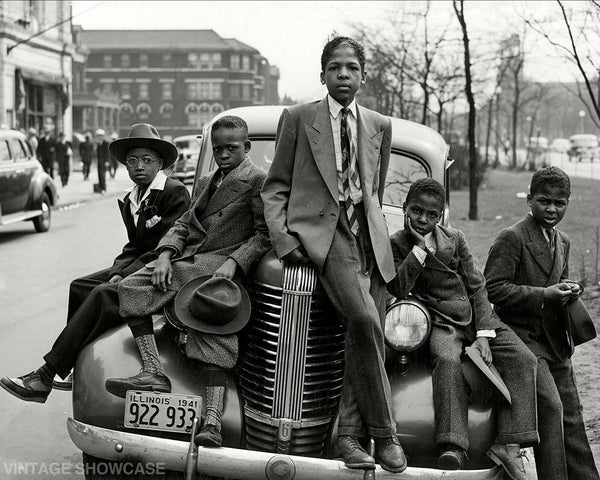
[321,35,366,71]
[211,115,248,138]
[529,166,570,197]
[405,178,446,208]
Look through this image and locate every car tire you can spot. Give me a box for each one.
[32,192,51,232]
[82,453,184,480]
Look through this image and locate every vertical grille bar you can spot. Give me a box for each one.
[272,264,317,419]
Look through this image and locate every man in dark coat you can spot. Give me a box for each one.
[1,123,190,403]
[37,126,56,178]
[95,128,109,193]
[79,132,94,180]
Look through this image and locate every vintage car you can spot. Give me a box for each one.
[171,134,203,184]
[568,134,599,162]
[68,106,504,480]
[0,128,57,232]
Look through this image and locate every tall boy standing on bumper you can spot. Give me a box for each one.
[261,36,406,473]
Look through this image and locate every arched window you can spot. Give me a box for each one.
[199,103,211,126]
[136,102,152,121]
[185,103,200,128]
[212,103,224,115]
[120,103,134,127]
[159,103,174,122]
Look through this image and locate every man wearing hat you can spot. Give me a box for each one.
[104,115,271,447]
[1,123,190,400]
[37,125,56,178]
[95,128,109,193]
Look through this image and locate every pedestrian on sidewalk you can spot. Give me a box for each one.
[109,131,119,179]
[37,125,56,178]
[79,132,94,181]
[55,132,72,187]
[95,129,109,194]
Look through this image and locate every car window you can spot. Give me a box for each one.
[10,139,27,160]
[0,140,11,162]
[175,141,190,150]
[248,139,275,171]
[383,152,429,208]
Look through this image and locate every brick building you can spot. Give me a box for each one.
[79,29,280,139]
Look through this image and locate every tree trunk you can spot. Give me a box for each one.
[454,0,478,220]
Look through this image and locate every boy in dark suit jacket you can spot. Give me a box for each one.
[104,116,271,447]
[484,166,599,480]
[261,36,406,473]
[1,123,190,400]
[389,178,538,479]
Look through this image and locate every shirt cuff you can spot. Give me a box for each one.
[411,245,427,265]
[476,329,496,338]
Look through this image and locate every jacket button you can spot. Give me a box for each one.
[460,296,466,300]
[319,211,324,216]
[218,211,223,217]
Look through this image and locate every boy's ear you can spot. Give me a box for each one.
[526,193,532,205]
[361,70,367,85]
[245,140,251,152]
[320,71,325,85]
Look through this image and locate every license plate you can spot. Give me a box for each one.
[124,391,202,434]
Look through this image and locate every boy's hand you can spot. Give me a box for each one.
[565,281,583,301]
[544,282,573,305]
[152,253,173,291]
[472,337,493,366]
[213,258,237,280]
[404,216,426,250]
[284,246,311,265]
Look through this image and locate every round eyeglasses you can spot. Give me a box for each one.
[125,156,158,168]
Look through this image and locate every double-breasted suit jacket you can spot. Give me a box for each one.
[118,158,271,318]
[484,214,572,360]
[261,97,395,282]
[111,177,191,279]
[389,224,502,342]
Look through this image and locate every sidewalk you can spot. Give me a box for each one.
[53,166,133,210]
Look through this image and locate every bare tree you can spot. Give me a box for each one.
[453,0,479,220]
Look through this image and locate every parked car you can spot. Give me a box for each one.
[568,134,599,162]
[171,134,202,184]
[550,138,570,153]
[68,106,503,480]
[0,129,57,232]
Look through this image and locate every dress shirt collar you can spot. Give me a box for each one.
[327,94,358,120]
[129,170,167,206]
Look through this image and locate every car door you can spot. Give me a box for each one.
[10,137,37,212]
[0,138,18,215]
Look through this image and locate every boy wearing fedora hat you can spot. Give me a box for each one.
[104,116,271,447]
[1,123,190,401]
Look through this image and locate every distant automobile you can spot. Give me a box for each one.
[0,129,58,232]
[528,136,548,151]
[171,134,202,184]
[550,138,570,153]
[568,134,599,162]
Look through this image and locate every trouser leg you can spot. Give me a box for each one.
[428,324,469,450]
[44,282,122,378]
[67,268,113,322]
[490,325,539,447]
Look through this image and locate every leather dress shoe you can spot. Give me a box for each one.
[375,436,408,473]
[1,371,51,403]
[438,444,467,470]
[336,435,376,469]
[194,424,223,447]
[105,371,171,398]
[486,443,528,480]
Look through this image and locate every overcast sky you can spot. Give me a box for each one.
[70,1,570,103]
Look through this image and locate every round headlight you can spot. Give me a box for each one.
[385,298,431,352]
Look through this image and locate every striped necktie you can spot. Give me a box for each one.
[340,108,359,235]
[546,228,555,254]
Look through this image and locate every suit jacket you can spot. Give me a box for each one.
[389,225,501,342]
[155,158,271,291]
[261,97,395,281]
[484,214,572,359]
[109,177,191,279]
[36,135,56,165]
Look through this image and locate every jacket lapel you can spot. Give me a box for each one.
[305,98,339,203]
[548,230,566,284]
[524,215,553,277]
[201,160,253,218]
[119,195,136,238]
[356,107,381,197]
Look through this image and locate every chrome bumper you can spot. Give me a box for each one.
[67,418,503,480]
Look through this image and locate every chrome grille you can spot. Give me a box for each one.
[240,264,345,456]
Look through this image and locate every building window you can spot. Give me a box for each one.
[212,104,224,115]
[120,103,134,126]
[120,83,131,100]
[101,83,113,95]
[162,53,172,67]
[212,53,222,68]
[139,54,149,69]
[199,104,211,125]
[230,54,240,70]
[199,82,210,99]
[121,54,130,68]
[200,53,210,69]
[136,103,151,120]
[138,83,149,100]
[161,83,173,100]
[103,55,112,68]
[212,83,222,100]
[187,81,222,100]
[187,83,198,101]
[230,83,241,99]
[185,103,200,128]
[242,55,250,70]
[188,53,199,68]
[242,83,252,101]
[159,103,173,121]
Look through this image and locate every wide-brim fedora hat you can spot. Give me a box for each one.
[174,275,251,335]
[109,123,178,169]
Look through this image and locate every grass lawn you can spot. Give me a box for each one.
[449,167,600,287]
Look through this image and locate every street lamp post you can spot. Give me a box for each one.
[579,110,586,133]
